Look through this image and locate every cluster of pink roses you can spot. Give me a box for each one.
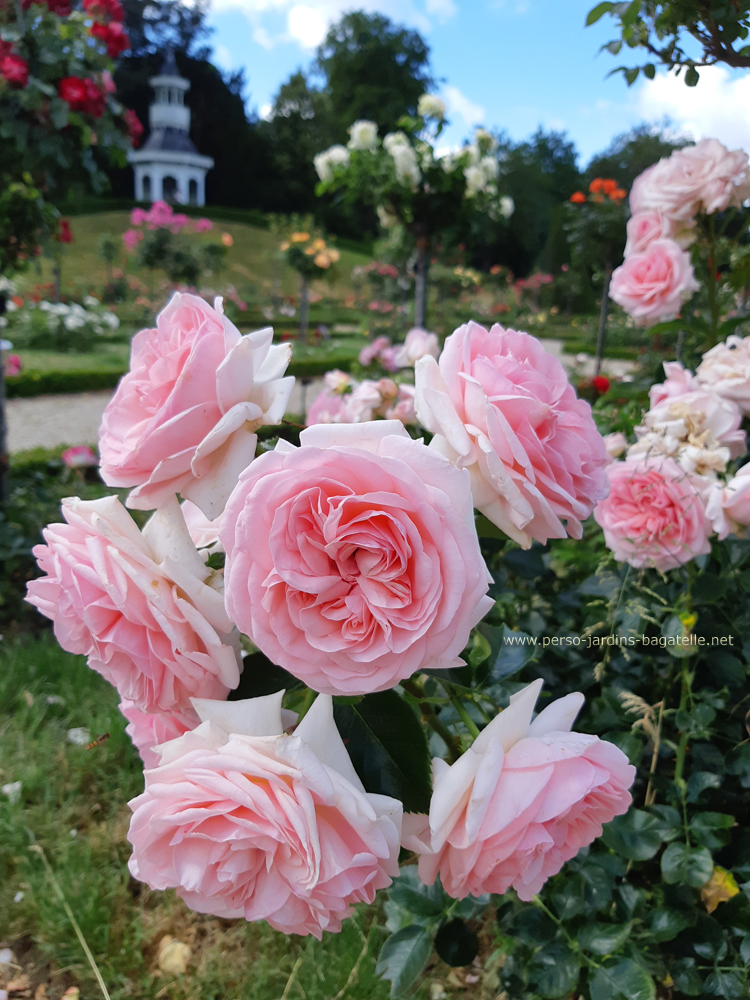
[610,139,750,326]
[27,294,633,939]
[307,369,418,426]
[596,335,750,571]
[122,202,212,251]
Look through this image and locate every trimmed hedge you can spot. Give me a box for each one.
[6,343,363,397]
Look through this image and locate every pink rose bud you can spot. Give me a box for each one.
[61,445,98,468]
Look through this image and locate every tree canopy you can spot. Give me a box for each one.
[588,0,750,86]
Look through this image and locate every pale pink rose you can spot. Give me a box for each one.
[119,699,193,769]
[610,239,699,326]
[415,322,609,548]
[380,346,401,372]
[641,362,746,459]
[603,432,628,462]
[402,680,634,901]
[393,328,440,368]
[99,293,294,518]
[324,369,354,393]
[343,380,386,422]
[127,692,402,937]
[306,388,350,426]
[630,140,750,221]
[708,464,750,539]
[594,455,712,570]
[359,335,392,366]
[624,210,675,255]
[180,499,223,551]
[386,384,418,425]
[5,353,21,376]
[26,496,240,715]
[696,336,750,415]
[61,445,98,468]
[221,421,493,695]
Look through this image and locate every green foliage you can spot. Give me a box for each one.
[587,1,750,82]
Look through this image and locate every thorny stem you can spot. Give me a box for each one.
[402,678,462,763]
[673,666,691,787]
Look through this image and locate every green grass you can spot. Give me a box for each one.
[21,212,370,305]
[0,637,440,1000]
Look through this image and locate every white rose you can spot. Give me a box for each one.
[313,144,350,183]
[480,156,499,184]
[499,195,515,219]
[347,120,378,152]
[393,327,441,368]
[696,336,750,415]
[417,93,446,120]
[464,165,485,197]
[390,145,421,188]
[383,131,410,154]
[474,128,497,154]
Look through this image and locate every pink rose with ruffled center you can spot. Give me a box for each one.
[119,699,193,769]
[630,140,750,221]
[594,455,712,570]
[624,210,675,255]
[610,239,699,326]
[99,293,294,518]
[26,496,240,714]
[221,421,493,695]
[127,692,402,937]
[415,322,609,548]
[402,680,634,901]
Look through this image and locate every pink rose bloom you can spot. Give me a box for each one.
[610,239,699,326]
[603,431,628,462]
[696,336,750,415]
[393,328,440,368]
[380,346,401,372]
[221,421,493,695]
[630,140,750,221]
[127,692,402,937]
[624,210,675,255]
[594,455,712,571]
[119,699,193,769]
[26,496,240,715]
[130,208,147,226]
[193,218,213,233]
[307,389,350,425]
[61,445,98,468]
[343,380,386,422]
[402,680,634,901]
[5,353,21,376]
[122,229,140,251]
[386,384,418,425]
[99,293,294,518]
[359,335,392,366]
[180,499,223,551]
[415,322,609,548]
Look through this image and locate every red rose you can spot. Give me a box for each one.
[58,220,74,244]
[89,21,108,42]
[59,76,88,110]
[47,0,73,14]
[104,21,129,57]
[592,375,611,395]
[124,108,144,148]
[84,78,106,117]
[1,54,29,88]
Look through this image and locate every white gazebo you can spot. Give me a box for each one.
[129,49,214,206]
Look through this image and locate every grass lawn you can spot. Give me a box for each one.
[20,213,370,307]
[0,637,458,1000]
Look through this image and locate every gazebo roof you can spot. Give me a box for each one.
[141,127,199,154]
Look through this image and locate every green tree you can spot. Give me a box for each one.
[586,123,688,189]
[315,11,434,138]
[587,0,750,85]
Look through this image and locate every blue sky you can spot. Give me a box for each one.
[207,0,750,166]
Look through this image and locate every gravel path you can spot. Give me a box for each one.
[7,378,325,454]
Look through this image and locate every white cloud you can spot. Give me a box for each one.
[287,4,329,48]
[637,66,750,154]
[425,0,457,23]
[253,24,275,48]
[443,84,485,128]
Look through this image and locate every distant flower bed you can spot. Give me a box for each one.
[3,295,121,352]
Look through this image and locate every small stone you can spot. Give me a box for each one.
[46,696,64,705]
[2,781,22,804]
[430,984,447,1000]
[13,892,24,903]
[157,936,191,976]
[22,692,34,707]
